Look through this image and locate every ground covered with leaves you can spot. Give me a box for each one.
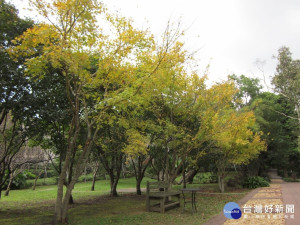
[0,180,248,225]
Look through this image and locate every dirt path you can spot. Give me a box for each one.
[281,182,300,225]
[223,169,299,225]
[202,186,259,225]
[204,169,298,225]
[223,182,285,225]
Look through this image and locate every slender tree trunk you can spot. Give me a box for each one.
[109,172,118,197]
[131,155,150,195]
[91,163,100,191]
[91,174,96,191]
[122,163,126,178]
[54,171,67,224]
[136,178,142,195]
[32,170,44,190]
[109,172,119,197]
[5,176,14,196]
[183,166,186,188]
[69,194,74,204]
[0,174,3,199]
[111,181,118,197]
[58,134,95,223]
[44,166,48,183]
[61,184,75,222]
[218,175,225,193]
[157,171,160,181]
[54,136,77,224]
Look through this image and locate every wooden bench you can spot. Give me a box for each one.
[146,181,180,213]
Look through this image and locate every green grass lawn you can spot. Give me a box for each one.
[0,177,249,225]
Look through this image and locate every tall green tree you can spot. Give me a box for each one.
[0,0,33,199]
[252,92,298,176]
[272,47,300,127]
[229,74,262,106]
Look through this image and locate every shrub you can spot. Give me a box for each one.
[260,174,270,182]
[209,175,218,183]
[23,170,36,179]
[227,178,242,188]
[197,173,211,184]
[242,176,269,189]
[283,177,300,182]
[226,173,244,188]
[4,172,28,190]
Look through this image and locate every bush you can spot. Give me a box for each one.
[197,173,211,184]
[23,170,36,179]
[226,173,244,188]
[283,177,300,182]
[196,173,218,184]
[4,172,28,190]
[39,169,58,178]
[209,175,218,183]
[260,173,270,182]
[242,176,269,189]
[227,178,241,188]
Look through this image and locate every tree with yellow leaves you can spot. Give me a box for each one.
[9,0,168,223]
[199,81,266,192]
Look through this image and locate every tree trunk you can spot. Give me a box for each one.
[131,155,151,196]
[109,169,120,197]
[136,178,142,195]
[183,167,186,188]
[61,184,75,223]
[5,176,13,196]
[44,166,47,183]
[111,180,118,197]
[186,169,198,184]
[91,172,96,191]
[218,175,225,193]
[69,194,74,204]
[91,167,98,191]
[122,163,126,178]
[32,170,44,190]
[57,137,95,223]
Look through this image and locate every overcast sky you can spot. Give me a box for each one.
[11,0,300,86]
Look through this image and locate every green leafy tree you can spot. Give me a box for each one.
[252,92,298,176]
[272,47,300,128]
[0,0,33,199]
[229,74,262,106]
